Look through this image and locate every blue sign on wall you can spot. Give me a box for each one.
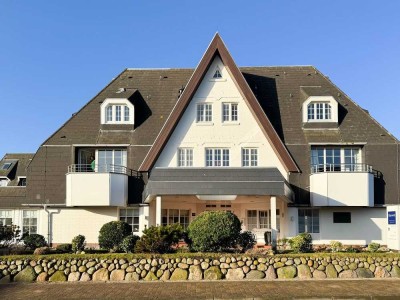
[388,211,396,225]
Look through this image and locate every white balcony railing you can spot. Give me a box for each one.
[311,163,373,174]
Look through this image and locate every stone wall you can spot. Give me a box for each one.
[1,255,400,283]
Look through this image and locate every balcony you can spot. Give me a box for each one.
[310,164,374,207]
[66,164,130,207]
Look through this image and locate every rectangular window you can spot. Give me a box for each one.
[0,179,8,187]
[307,102,332,121]
[119,208,140,233]
[333,212,351,223]
[124,106,130,122]
[1,163,11,170]
[242,148,258,167]
[23,210,38,235]
[178,148,193,167]
[311,147,362,173]
[0,210,12,227]
[97,149,127,172]
[197,104,212,122]
[298,209,320,233]
[162,209,190,230]
[205,148,229,167]
[115,105,121,122]
[222,103,238,122]
[247,209,279,231]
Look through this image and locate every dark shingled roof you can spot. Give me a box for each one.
[0,154,33,184]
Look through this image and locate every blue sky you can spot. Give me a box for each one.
[1,1,399,156]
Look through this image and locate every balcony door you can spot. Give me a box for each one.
[96,149,127,172]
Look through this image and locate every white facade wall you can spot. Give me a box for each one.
[154,56,287,178]
[310,172,374,206]
[284,207,386,245]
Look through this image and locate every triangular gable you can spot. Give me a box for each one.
[139,33,299,173]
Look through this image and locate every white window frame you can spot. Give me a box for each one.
[298,209,320,233]
[242,148,258,167]
[311,147,361,172]
[0,177,9,187]
[222,103,239,123]
[22,210,38,235]
[100,98,134,125]
[196,103,213,123]
[247,209,280,231]
[119,208,140,233]
[0,210,13,227]
[96,149,127,172]
[161,209,190,230]
[205,148,229,167]
[302,96,338,123]
[177,148,193,167]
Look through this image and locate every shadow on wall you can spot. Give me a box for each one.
[242,73,284,141]
[132,91,152,129]
[128,174,144,205]
[374,171,385,205]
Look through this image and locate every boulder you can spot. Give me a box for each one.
[356,268,374,278]
[265,265,277,280]
[68,272,81,282]
[391,265,400,278]
[375,266,390,278]
[125,272,140,281]
[80,272,91,281]
[14,266,36,282]
[297,265,312,279]
[326,264,338,278]
[313,270,326,279]
[277,266,296,279]
[226,268,244,280]
[170,269,188,281]
[0,275,10,284]
[144,271,158,281]
[204,266,223,280]
[246,270,265,279]
[189,265,202,280]
[36,272,48,282]
[49,271,67,282]
[110,270,125,281]
[339,270,357,278]
[93,268,109,281]
[160,270,171,281]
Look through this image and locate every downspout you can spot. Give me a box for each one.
[43,204,51,245]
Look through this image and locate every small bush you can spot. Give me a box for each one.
[23,234,47,250]
[343,246,360,253]
[237,231,256,253]
[56,243,72,253]
[368,242,380,253]
[289,233,312,253]
[72,235,86,252]
[135,224,183,254]
[33,246,51,255]
[188,211,241,252]
[99,221,132,252]
[330,240,343,253]
[0,224,21,248]
[121,235,140,253]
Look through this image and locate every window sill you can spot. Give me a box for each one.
[209,79,227,82]
[222,122,240,126]
[196,122,214,126]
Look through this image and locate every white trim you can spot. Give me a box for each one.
[302,96,338,123]
[100,98,134,125]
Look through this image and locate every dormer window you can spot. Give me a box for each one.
[307,102,331,121]
[100,99,134,125]
[302,96,338,123]
[213,68,222,79]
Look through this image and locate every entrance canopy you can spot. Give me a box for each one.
[144,168,294,203]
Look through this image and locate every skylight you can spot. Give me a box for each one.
[1,163,11,170]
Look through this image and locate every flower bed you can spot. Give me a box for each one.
[1,253,400,283]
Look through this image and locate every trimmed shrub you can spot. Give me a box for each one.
[135,224,183,254]
[98,221,132,252]
[121,235,140,253]
[237,231,256,253]
[330,240,343,253]
[289,233,312,253]
[368,242,380,253]
[34,246,51,255]
[23,234,47,250]
[188,211,241,252]
[72,235,86,252]
[56,243,72,253]
[0,224,21,248]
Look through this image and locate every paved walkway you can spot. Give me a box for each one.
[1,279,400,299]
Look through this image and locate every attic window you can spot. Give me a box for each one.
[1,163,11,170]
[100,98,134,125]
[18,177,27,187]
[0,179,8,187]
[302,96,338,123]
[213,68,222,79]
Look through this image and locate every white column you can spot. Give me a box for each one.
[271,196,277,246]
[155,196,162,226]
